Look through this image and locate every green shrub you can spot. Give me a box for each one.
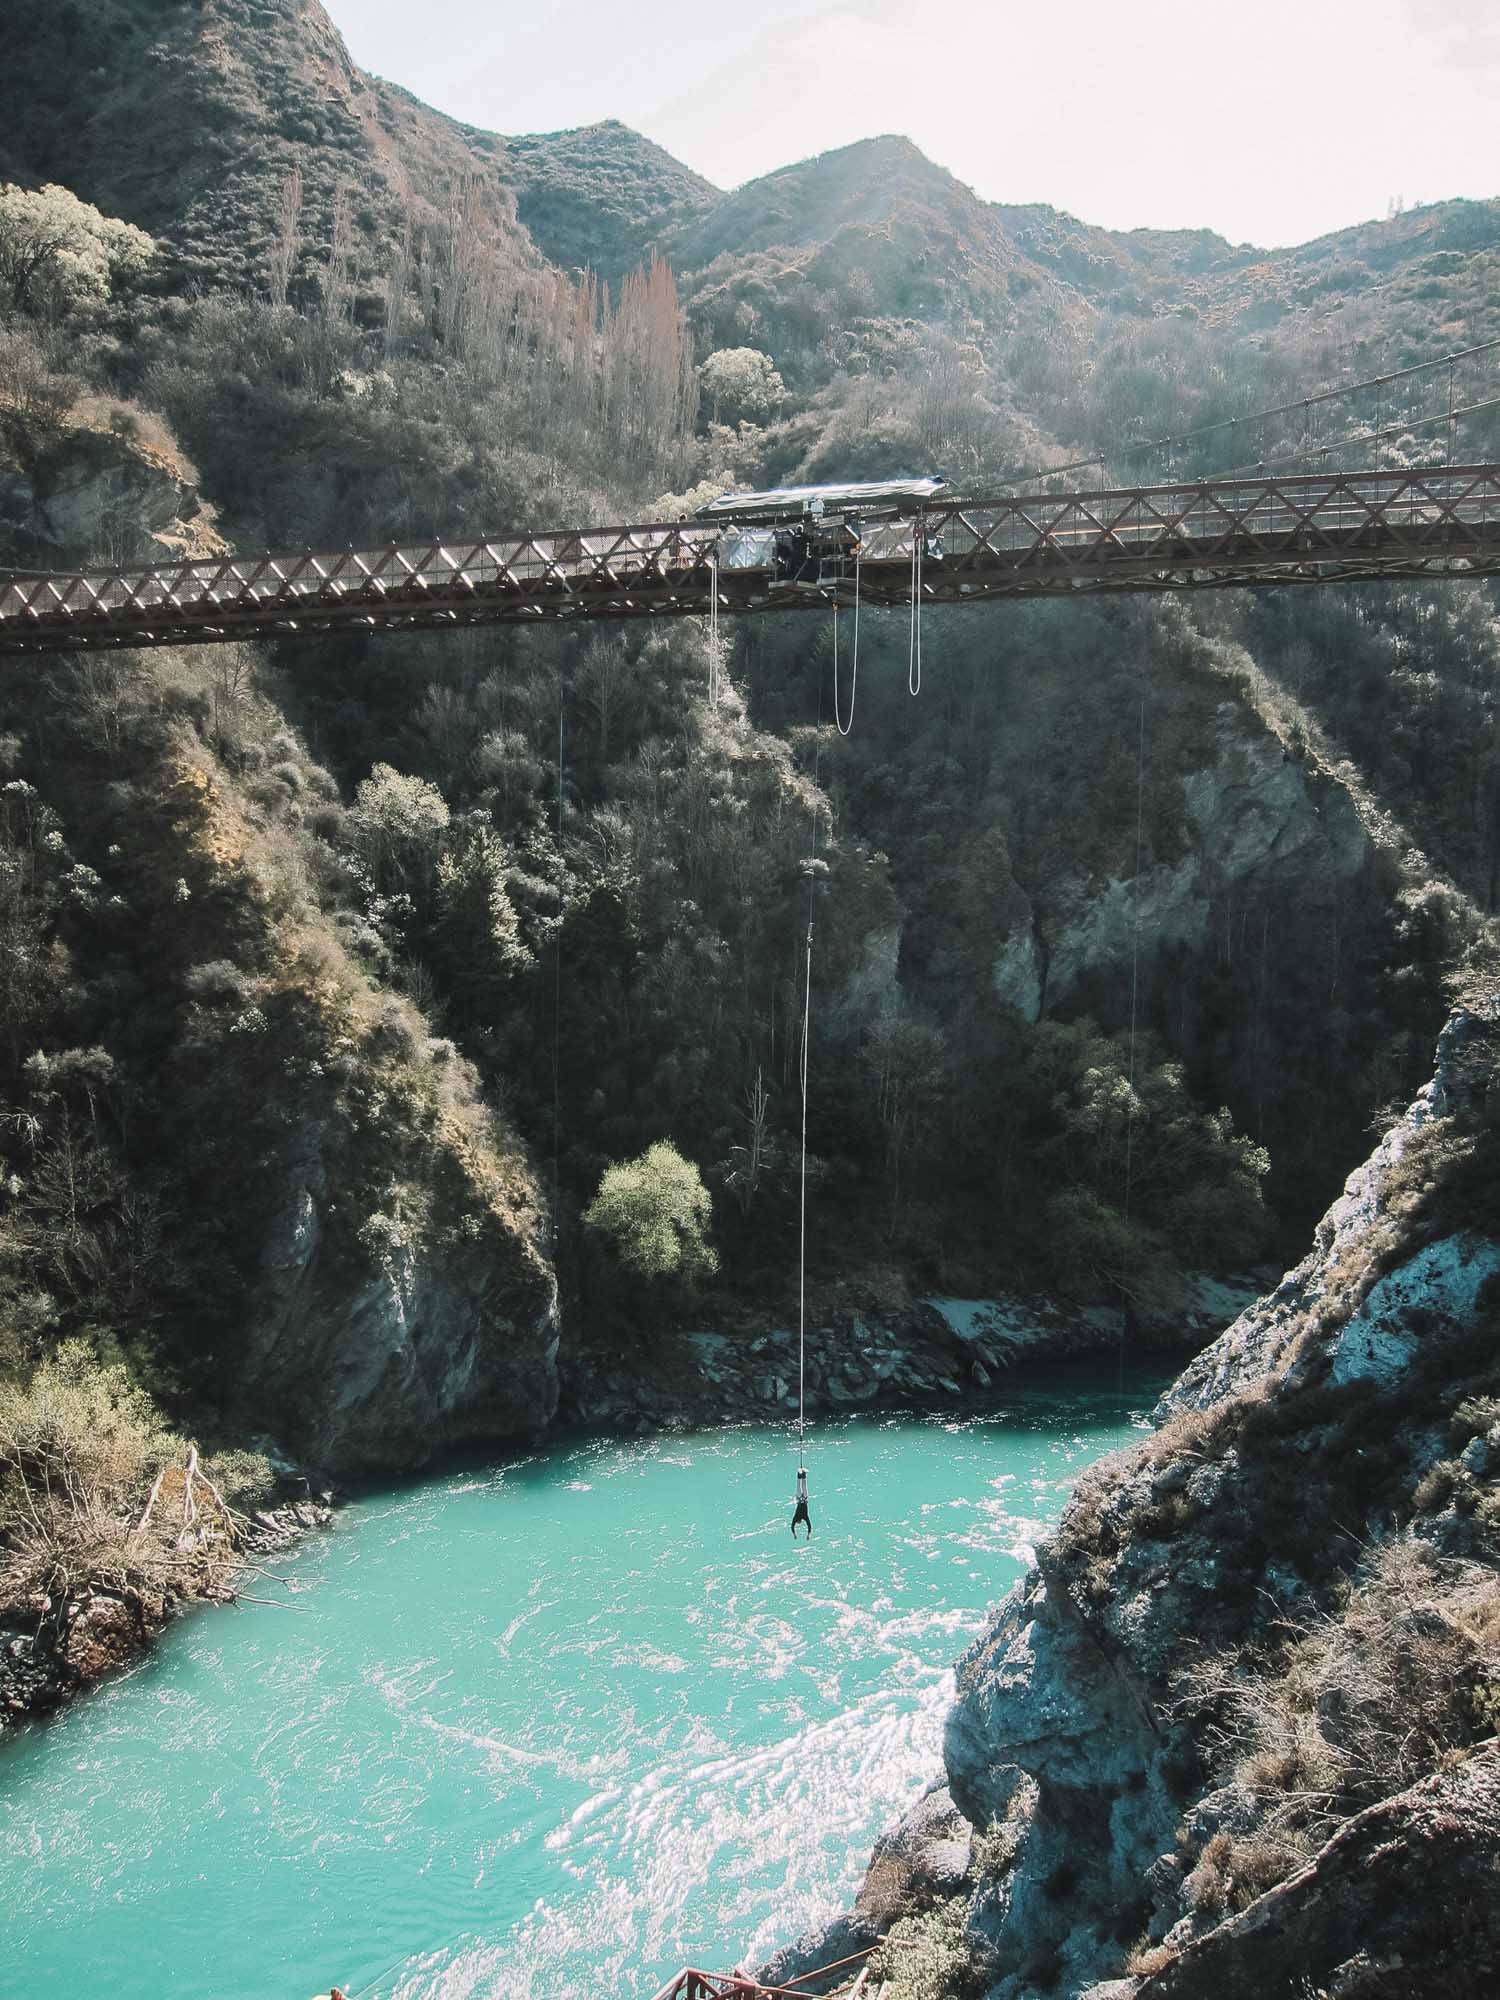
[870,1896,988,2000]
[0,1341,186,1608]
[584,1140,718,1282]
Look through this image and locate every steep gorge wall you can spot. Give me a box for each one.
[769,1006,1500,1997]
[0,434,561,1477]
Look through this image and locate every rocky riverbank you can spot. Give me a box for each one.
[0,1494,332,1735]
[562,1275,1262,1434]
[756,1007,1500,1998]
[0,1267,1259,1744]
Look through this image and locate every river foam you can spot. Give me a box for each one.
[2,1383,1153,1998]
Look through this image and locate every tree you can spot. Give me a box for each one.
[698,347,787,428]
[430,814,531,1017]
[584,1140,718,1281]
[349,763,450,892]
[0,183,155,321]
[0,324,75,476]
[266,166,302,310]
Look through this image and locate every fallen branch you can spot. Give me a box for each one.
[132,1465,167,1539]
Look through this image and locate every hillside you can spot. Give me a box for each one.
[0,0,1498,1844]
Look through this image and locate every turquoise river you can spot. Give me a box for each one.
[2,1375,1157,1999]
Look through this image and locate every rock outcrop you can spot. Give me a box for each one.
[562,1277,1259,1435]
[249,1119,559,1473]
[0,1497,331,1729]
[1130,1744,1500,1999]
[0,410,222,566]
[778,1007,1500,1997]
[993,705,1371,1026]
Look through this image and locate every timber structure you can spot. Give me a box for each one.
[4,464,1500,658]
[646,1941,884,1999]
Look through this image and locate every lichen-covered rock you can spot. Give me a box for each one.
[246,1118,559,1474]
[1133,1745,1500,1999]
[1162,1007,1494,1420]
[856,1779,973,1928]
[62,1594,139,1680]
[0,418,222,565]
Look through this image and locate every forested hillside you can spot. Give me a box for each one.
[1,0,1497,1699]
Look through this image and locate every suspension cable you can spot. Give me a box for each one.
[1213,391,1500,481]
[961,331,1500,500]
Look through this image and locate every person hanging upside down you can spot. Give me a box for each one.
[791,1465,812,1539]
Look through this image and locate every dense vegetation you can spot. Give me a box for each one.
[0,0,1497,1645]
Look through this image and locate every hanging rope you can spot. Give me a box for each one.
[707,546,721,705]
[908,519,924,696]
[1120,695,1146,1396]
[791,682,827,1498]
[552,670,564,1252]
[833,543,860,736]
[796,909,812,1471]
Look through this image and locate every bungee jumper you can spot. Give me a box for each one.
[790,903,815,1544]
[791,1465,812,1539]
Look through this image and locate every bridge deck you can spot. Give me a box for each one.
[3,465,1499,656]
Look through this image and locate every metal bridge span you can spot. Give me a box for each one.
[4,464,1500,658]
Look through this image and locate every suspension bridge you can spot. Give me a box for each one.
[3,462,1500,658]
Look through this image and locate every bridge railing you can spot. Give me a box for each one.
[0,521,727,630]
[929,464,1500,566]
[4,465,1500,653]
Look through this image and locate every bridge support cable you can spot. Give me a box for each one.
[977,330,1500,498]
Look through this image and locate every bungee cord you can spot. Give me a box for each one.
[908,521,924,696]
[552,668,564,1252]
[832,543,860,735]
[707,547,721,705]
[1120,695,1146,1401]
[796,908,812,1473]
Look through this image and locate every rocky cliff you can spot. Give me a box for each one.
[0,422,560,1480]
[765,1005,1500,1997]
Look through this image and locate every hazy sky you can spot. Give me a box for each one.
[323,0,1500,249]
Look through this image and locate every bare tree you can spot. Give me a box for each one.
[324,182,354,328]
[267,166,302,309]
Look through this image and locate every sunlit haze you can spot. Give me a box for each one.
[323,0,1500,249]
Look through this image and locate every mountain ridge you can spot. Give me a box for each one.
[8,0,1499,347]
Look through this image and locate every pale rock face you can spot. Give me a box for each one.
[1329,1231,1500,1387]
[992,709,1370,1020]
[0,425,220,564]
[1164,1009,1495,1420]
[993,924,1044,1021]
[243,1132,558,1474]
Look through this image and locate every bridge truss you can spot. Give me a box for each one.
[4,464,1500,658]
